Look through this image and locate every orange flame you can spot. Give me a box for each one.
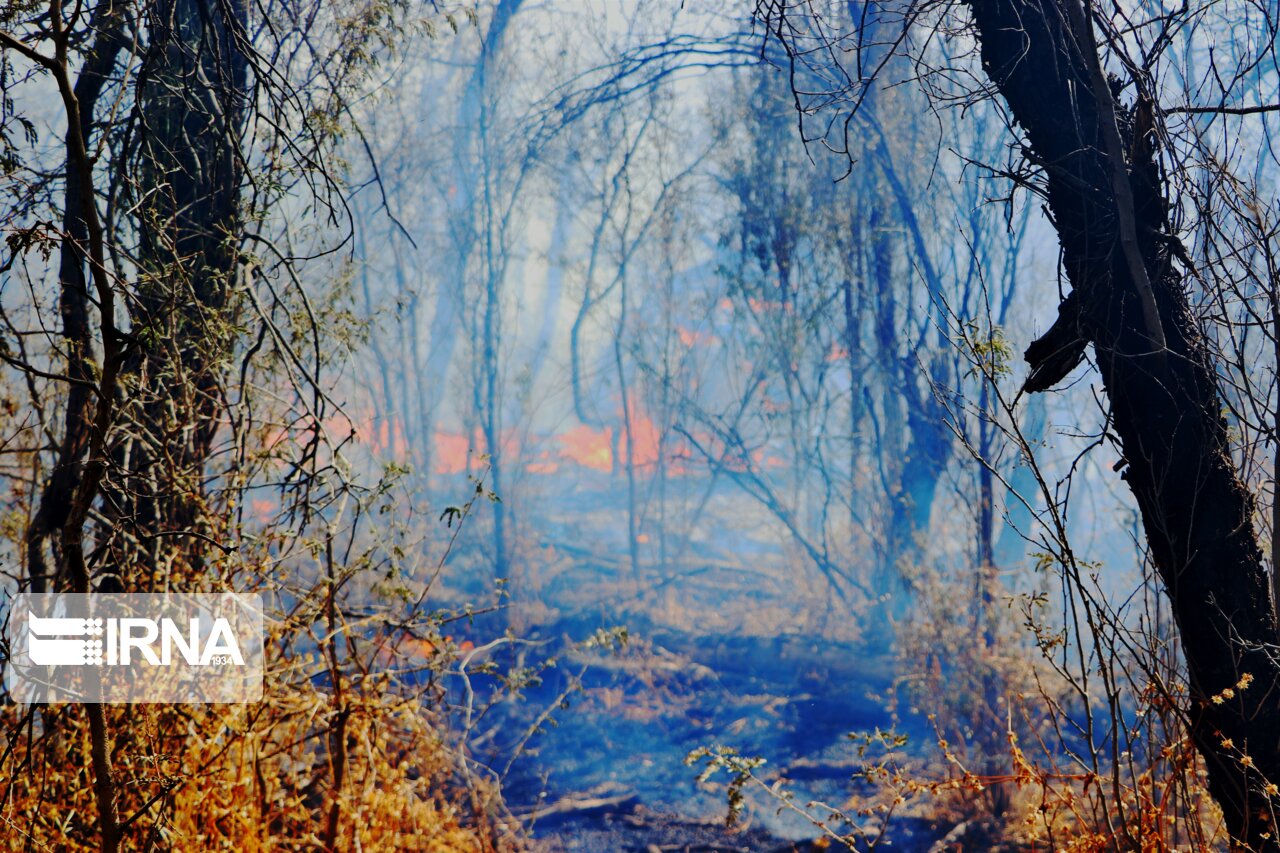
[526,449,560,475]
[559,424,614,472]
[434,431,475,474]
[349,409,409,461]
[676,326,716,348]
[626,413,662,468]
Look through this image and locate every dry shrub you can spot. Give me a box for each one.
[0,642,522,851]
[0,457,528,850]
[881,557,1232,852]
[689,554,1236,852]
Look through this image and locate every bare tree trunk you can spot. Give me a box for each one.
[103,0,248,589]
[421,0,523,489]
[976,383,997,647]
[23,2,126,595]
[4,4,131,848]
[970,0,1280,844]
[614,266,641,584]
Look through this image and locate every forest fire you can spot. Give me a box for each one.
[7,0,1277,849]
[350,410,409,461]
[556,423,614,471]
[432,430,475,474]
[422,410,680,477]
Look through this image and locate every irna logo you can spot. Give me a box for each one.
[26,614,246,667]
[5,593,263,704]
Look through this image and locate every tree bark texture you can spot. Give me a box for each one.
[967,0,1280,845]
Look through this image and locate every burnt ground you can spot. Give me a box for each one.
[526,800,960,852]
[479,613,954,852]
[432,486,968,850]
[531,805,853,852]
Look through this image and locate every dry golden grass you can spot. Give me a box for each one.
[0,654,523,851]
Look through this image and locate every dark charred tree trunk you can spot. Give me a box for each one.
[968,0,1280,845]
[102,0,248,588]
[10,4,133,847]
[24,2,128,595]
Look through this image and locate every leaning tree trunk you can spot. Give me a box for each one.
[967,0,1280,845]
[24,1,127,595]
